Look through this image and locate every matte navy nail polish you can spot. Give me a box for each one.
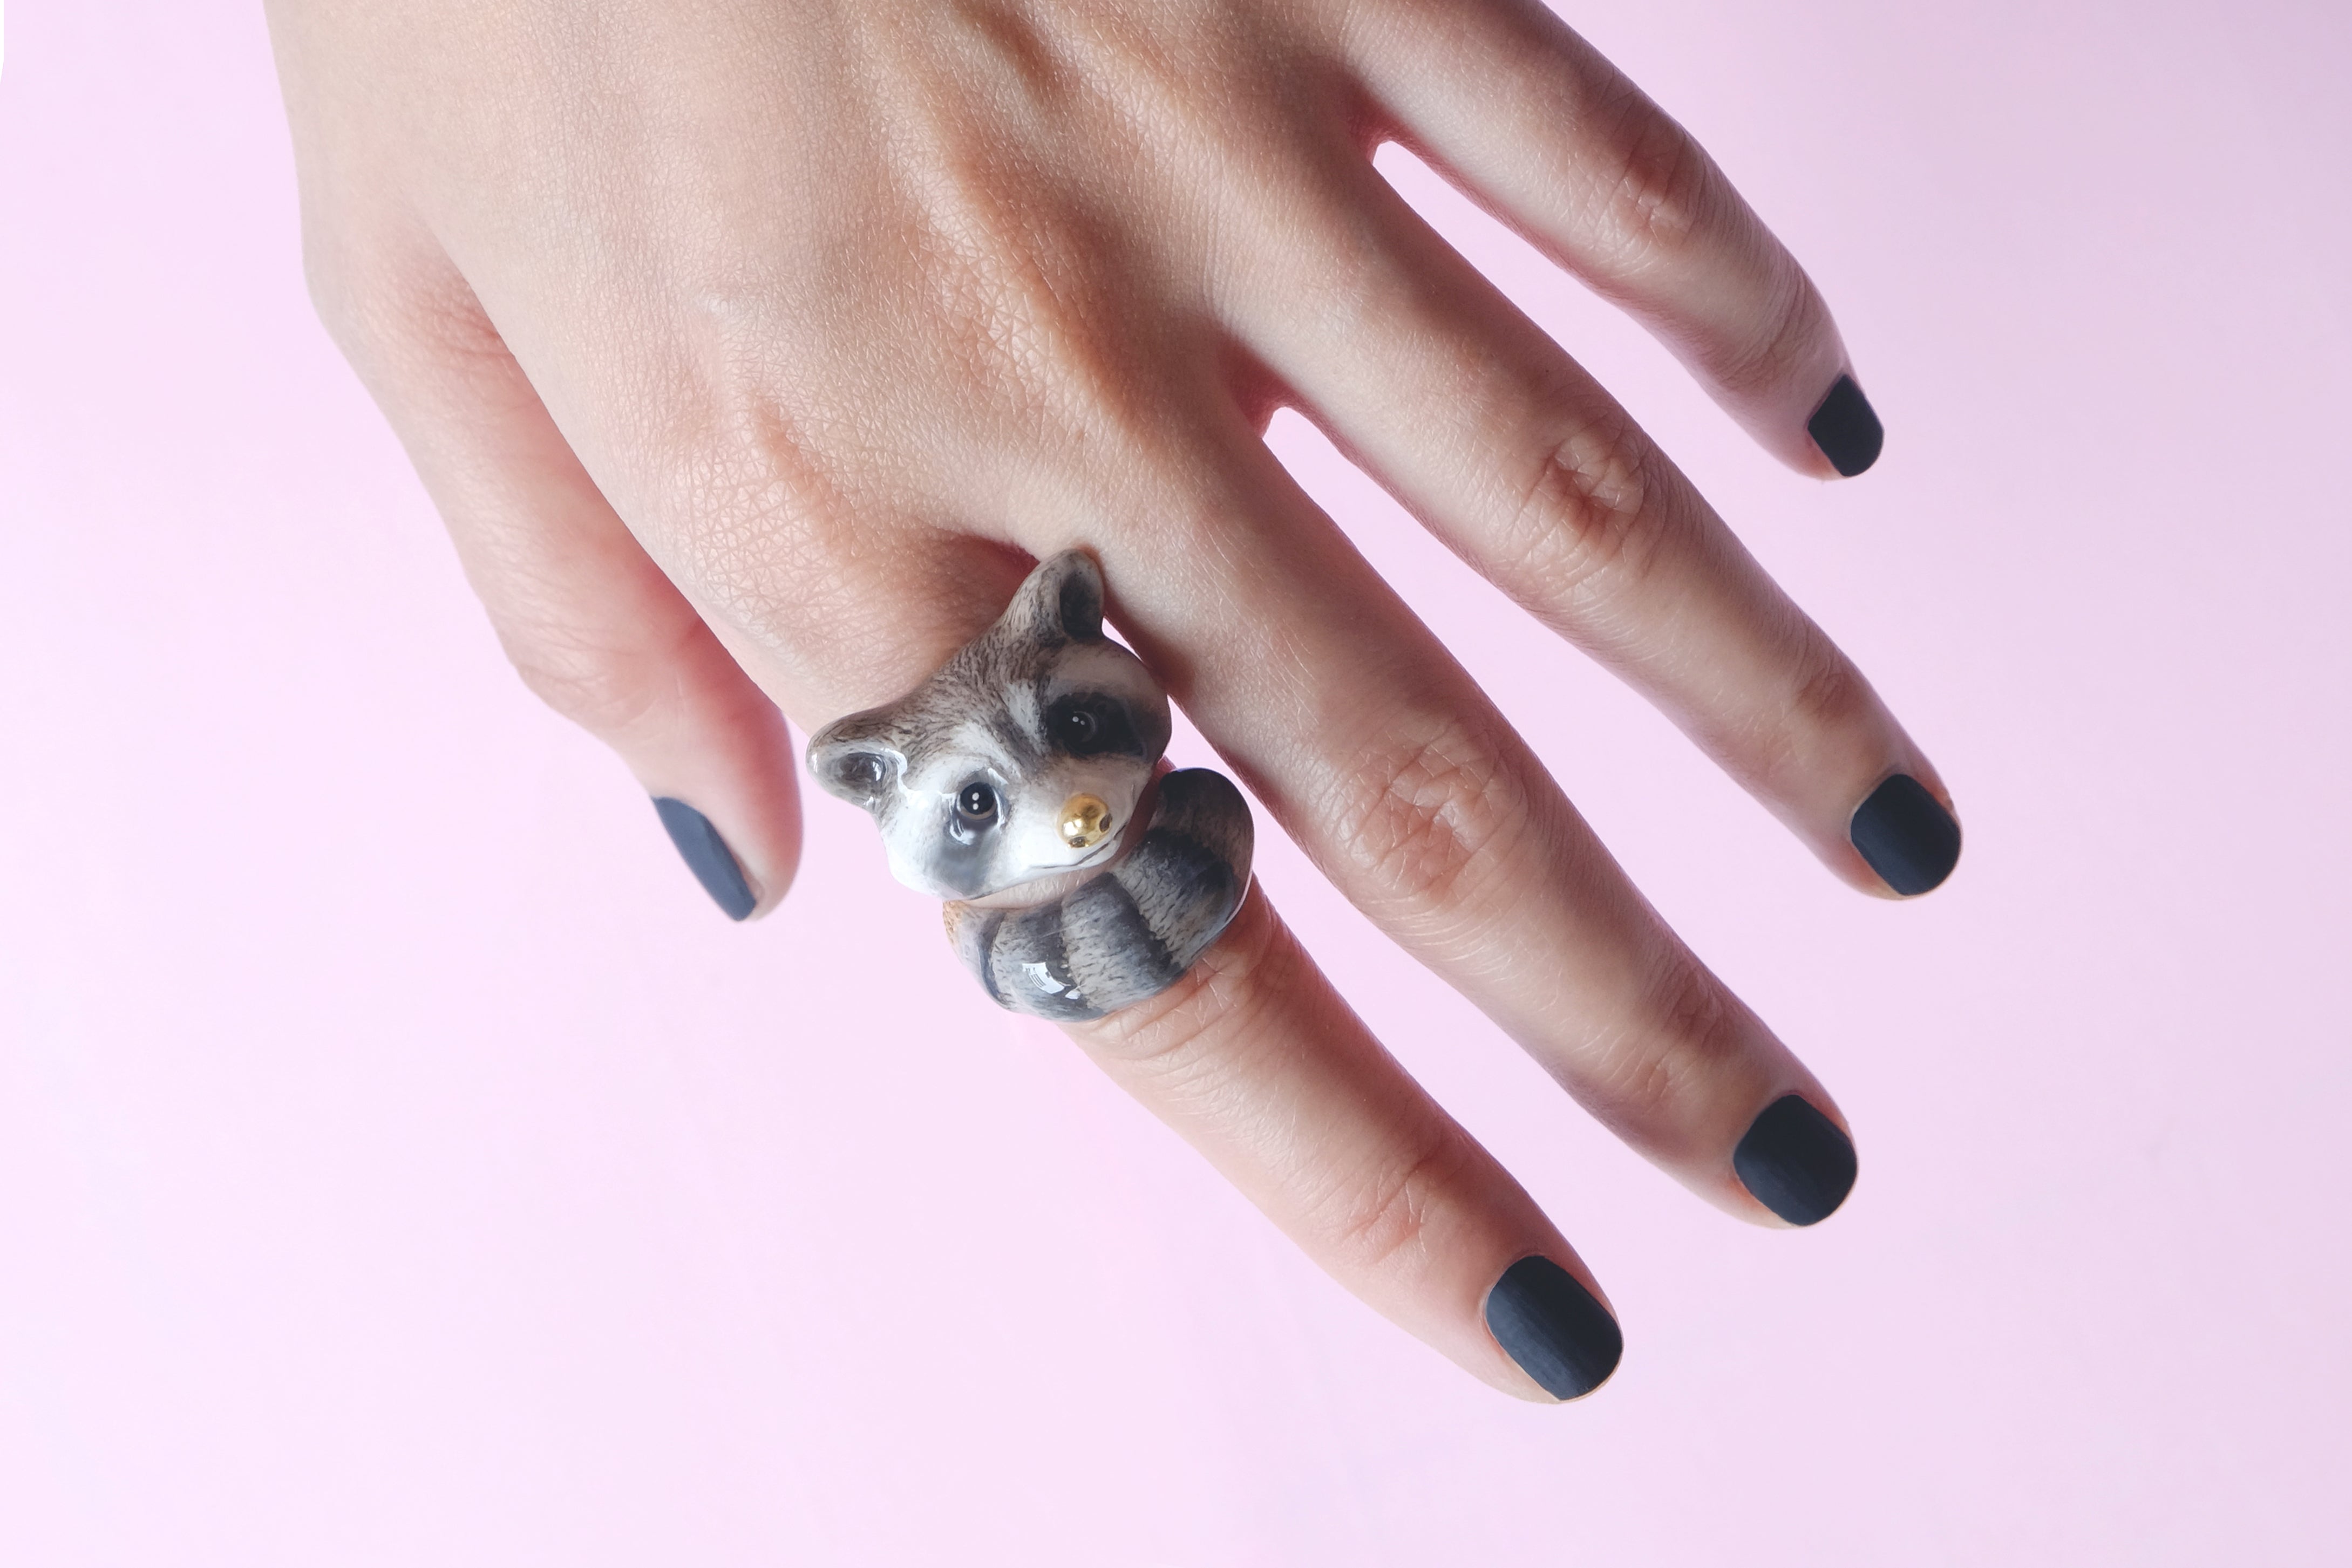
[1850,774,1962,896]
[653,797,757,921]
[1807,374,1885,477]
[1484,1256,1623,1400]
[1734,1095,1858,1226]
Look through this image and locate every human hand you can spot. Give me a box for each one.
[266,0,1959,1401]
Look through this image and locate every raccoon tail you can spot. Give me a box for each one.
[943,768,1254,1022]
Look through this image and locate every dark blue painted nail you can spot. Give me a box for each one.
[1850,774,1962,896]
[1484,1256,1623,1401]
[1807,373,1885,476]
[652,797,757,921]
[1734,1095,1858,1226]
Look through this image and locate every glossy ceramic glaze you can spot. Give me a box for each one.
[809,551,1253,1019]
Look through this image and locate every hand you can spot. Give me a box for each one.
[266,0,1959,1401]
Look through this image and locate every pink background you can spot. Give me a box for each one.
[4,1,2347,1562]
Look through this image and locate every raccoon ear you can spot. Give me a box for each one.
[1009,549,1105,645]
[806,713,906,813]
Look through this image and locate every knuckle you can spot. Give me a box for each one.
[1708,264,1831,400]
[1593,91,1722,263]
[294,211,395,360]
[299,225,502,383]
[1492,410,1666,606]
[1747,619,1877,787]
[1314,1126,1478,1274]
[654,394,859,646]
[497,626,668,741]
[298,231,367,352]
[904,173,1155,434]
[1786,622,1875,737]
[1599,952,1748,1130]
[1325,708,1530,921]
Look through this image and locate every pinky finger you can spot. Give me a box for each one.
[1071,886,1623,1401]
[320,240,801,918]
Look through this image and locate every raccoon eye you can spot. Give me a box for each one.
[955,782,1000,826]
[1045,694,1140,758]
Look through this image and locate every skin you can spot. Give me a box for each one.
[264,0,1957,1401]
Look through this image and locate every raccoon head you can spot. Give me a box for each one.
[806,550,1174,902]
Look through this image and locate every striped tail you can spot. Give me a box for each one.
[943,768,1253,1021]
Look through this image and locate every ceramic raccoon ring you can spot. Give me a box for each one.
[807,551,1254,1021]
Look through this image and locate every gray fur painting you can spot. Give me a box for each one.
[807,550,1254,1021]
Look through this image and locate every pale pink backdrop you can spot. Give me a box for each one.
[3,1,2347,1562]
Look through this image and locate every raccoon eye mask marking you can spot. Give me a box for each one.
[808,550,1253,1021]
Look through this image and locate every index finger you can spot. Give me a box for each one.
[1345,0,1885,478]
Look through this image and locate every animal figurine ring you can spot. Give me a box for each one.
[807,550,1254,1021]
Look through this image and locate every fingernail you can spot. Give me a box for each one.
[1734,1095,1858,1226]
[652,797,757,921]
[1849,773,1962,896]
[1807,373,1884,476]
[1483,1256,1623,1401]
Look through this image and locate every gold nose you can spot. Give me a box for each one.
[1059,794,1113,850]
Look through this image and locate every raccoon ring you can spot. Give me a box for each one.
[807,550,1255,1022]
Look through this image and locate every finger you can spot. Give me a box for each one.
[312,236,803,918]
[1223,166,1960,898]
[1073,426,1860,1225]
[1342,0,1883,477]
[1072,883,1624,1402]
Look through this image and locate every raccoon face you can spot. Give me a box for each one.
[807,551,1174,902]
